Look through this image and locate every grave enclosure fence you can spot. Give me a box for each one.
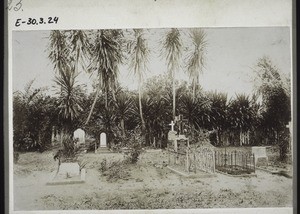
[167,147,256,175]
[167,146,216,174]
[215,150,256,175]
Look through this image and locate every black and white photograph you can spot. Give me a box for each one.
[11,27,293,211]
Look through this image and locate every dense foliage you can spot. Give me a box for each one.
[13,29,291,161]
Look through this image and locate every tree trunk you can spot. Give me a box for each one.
[121,118,125,138]
[105,87,108,109]
[192,80,196,102]
[172,69,176,119]
[138,80,145,131]
[85,86,101,125]
[216,129,219,146]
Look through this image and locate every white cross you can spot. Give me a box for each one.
[169,121,175,131]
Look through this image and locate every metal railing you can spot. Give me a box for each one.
[215,150,255,174]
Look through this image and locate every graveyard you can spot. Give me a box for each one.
[13,115,293,210]
[12,28,293,210]
[14,146,292,210]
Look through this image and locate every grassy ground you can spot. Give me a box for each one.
[13,148,293,210]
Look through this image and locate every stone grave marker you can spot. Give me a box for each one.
[168,131,177,141]
[100,132,107,148]
[168,121,177,149]
[96,132,110,153]
[47,162,86,185]
[176,135,189,153]
[57,162,80,178]
[286,121,292,153]
[252,146,268,165]
[169,120,175,131]
[73,128,85,145]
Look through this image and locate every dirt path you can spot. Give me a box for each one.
[13,151,293,210]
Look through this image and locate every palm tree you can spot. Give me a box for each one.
[161,28,182,119]
[69,30,91,75]
[48,30,71,76]
[85,29,124,125]
[179,89,211,131]
[252,57,291,157]
[128,29,150,133]
[186,29,207,101]
[54,67,84,136]
[227,94,253,146]
[13,80,52,151]
[207,91,228,145]
[113,87,135,138]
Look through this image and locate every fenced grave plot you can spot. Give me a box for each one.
[215,150,255,175]
[167,146,216,176]
[189,147,215,174]
[168,149,188,173]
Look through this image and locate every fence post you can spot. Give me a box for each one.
[186,148,189,172]
[230,152,233,172]
[214,151,217,169]
[213,150,215,173]
[194,152,196,173]
[234,150,237,167]
[168,147,170,165]
[253,153,255,172]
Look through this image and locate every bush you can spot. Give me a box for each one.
[99,159,131,182]
[53,135,84,163]
[123,131,144,164]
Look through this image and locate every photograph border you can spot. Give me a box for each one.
[5,0,296,213]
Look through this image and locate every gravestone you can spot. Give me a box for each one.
[100,132,107,148]
[73,128,85,145]
[96,132,110,153]
[286,121,292,153]
[176,135,189,152]
[168,121,177,149]
[57,162,80,177]
[169,121,175,131]
[175,115,188,135]
[168,131,177,141]
[168,118,190,152]
[47,162,86,185]
[252,146,268,165]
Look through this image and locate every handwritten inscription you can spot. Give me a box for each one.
[6,0,23,11]
[15,17,59,27]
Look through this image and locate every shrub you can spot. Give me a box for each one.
[53,135,84,164]
[99,159,131,182]
[123,131,144,164]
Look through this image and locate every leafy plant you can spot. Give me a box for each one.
[99,159,131,182]
[123,130,144,164]
[53,135,83,164]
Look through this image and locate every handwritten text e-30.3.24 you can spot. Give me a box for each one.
[15,17,59,27]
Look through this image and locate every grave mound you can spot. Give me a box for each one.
[47,162,85,185]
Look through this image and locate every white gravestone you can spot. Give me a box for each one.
[168,131,177,141]
[57,162,80,178]
[100,132,107,148]
[74,128,85,144]
[252,146,267,164]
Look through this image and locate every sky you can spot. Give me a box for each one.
[12,27,291,99]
